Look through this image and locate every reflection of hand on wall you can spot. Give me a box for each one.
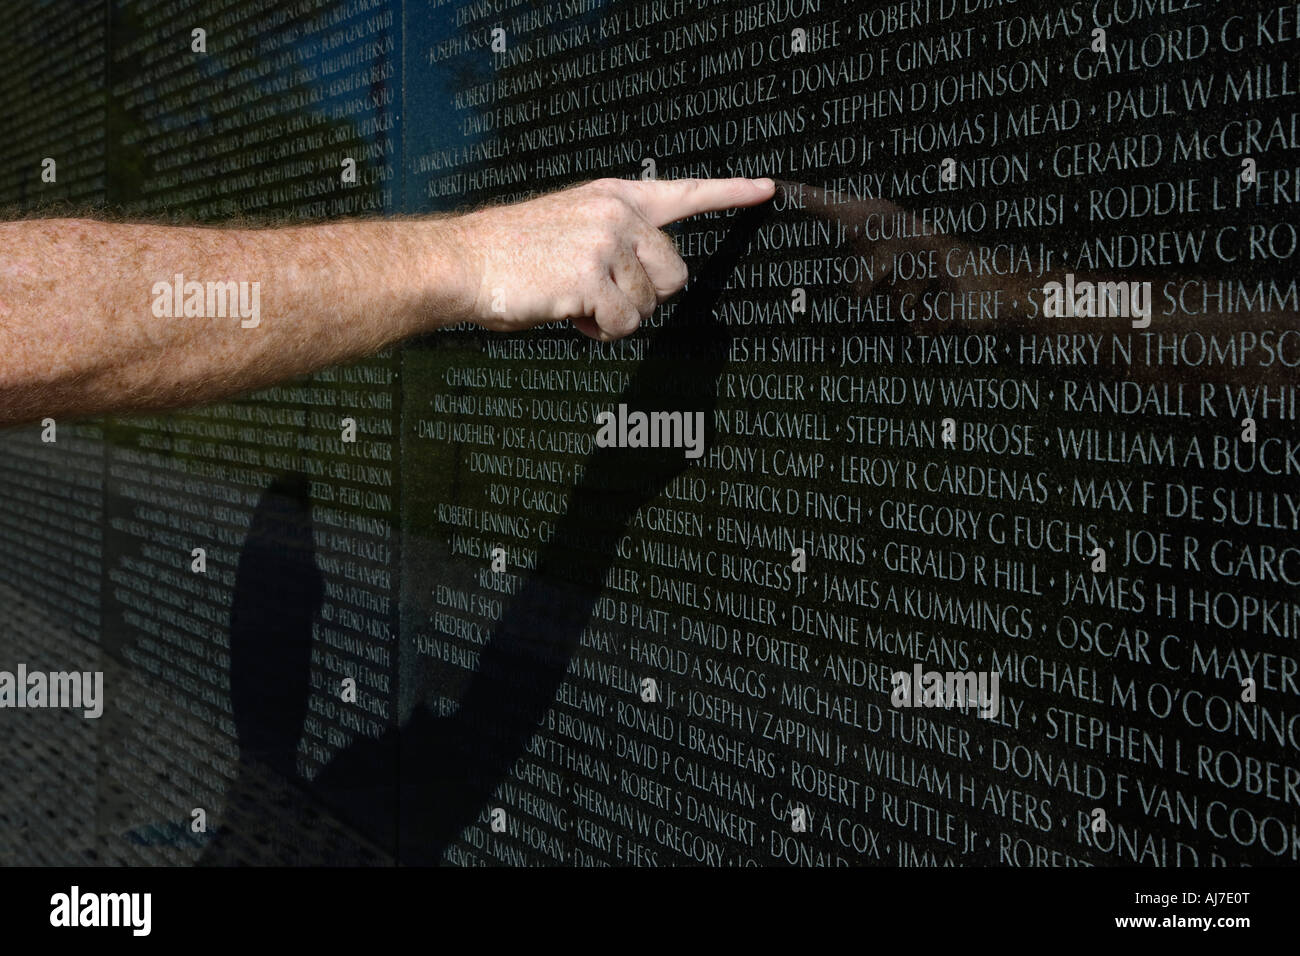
[795,180,1299,390]
[796,180,1008,308]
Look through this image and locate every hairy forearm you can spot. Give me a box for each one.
[0,216,475,426]
[0,178,773,427]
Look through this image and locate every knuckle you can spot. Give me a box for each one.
[578,196,628,231]
[618,307,641,335]
[597,197,630,225]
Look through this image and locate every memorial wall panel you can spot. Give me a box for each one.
[0,0,1296,867]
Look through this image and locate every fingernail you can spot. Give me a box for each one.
[755,178,775,191]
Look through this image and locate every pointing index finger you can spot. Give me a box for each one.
[622,177,776,228]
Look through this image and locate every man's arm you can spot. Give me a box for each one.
[0,177,774,427]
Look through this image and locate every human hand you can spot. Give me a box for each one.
[453,177,775,340]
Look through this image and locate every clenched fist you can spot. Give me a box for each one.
[452,177,776,341]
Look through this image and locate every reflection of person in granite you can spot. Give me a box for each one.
[0,177,774,427]
[200,474,346,865]
[187,198,771,864]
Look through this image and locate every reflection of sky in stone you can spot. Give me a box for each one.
[404,0,469,212]
[403,0,609,213]
[109,0,620,214]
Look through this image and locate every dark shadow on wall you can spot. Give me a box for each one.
[228,473,322,777]
[200,473,329,864]
[203,201,773,864]
[336,201,771,864]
